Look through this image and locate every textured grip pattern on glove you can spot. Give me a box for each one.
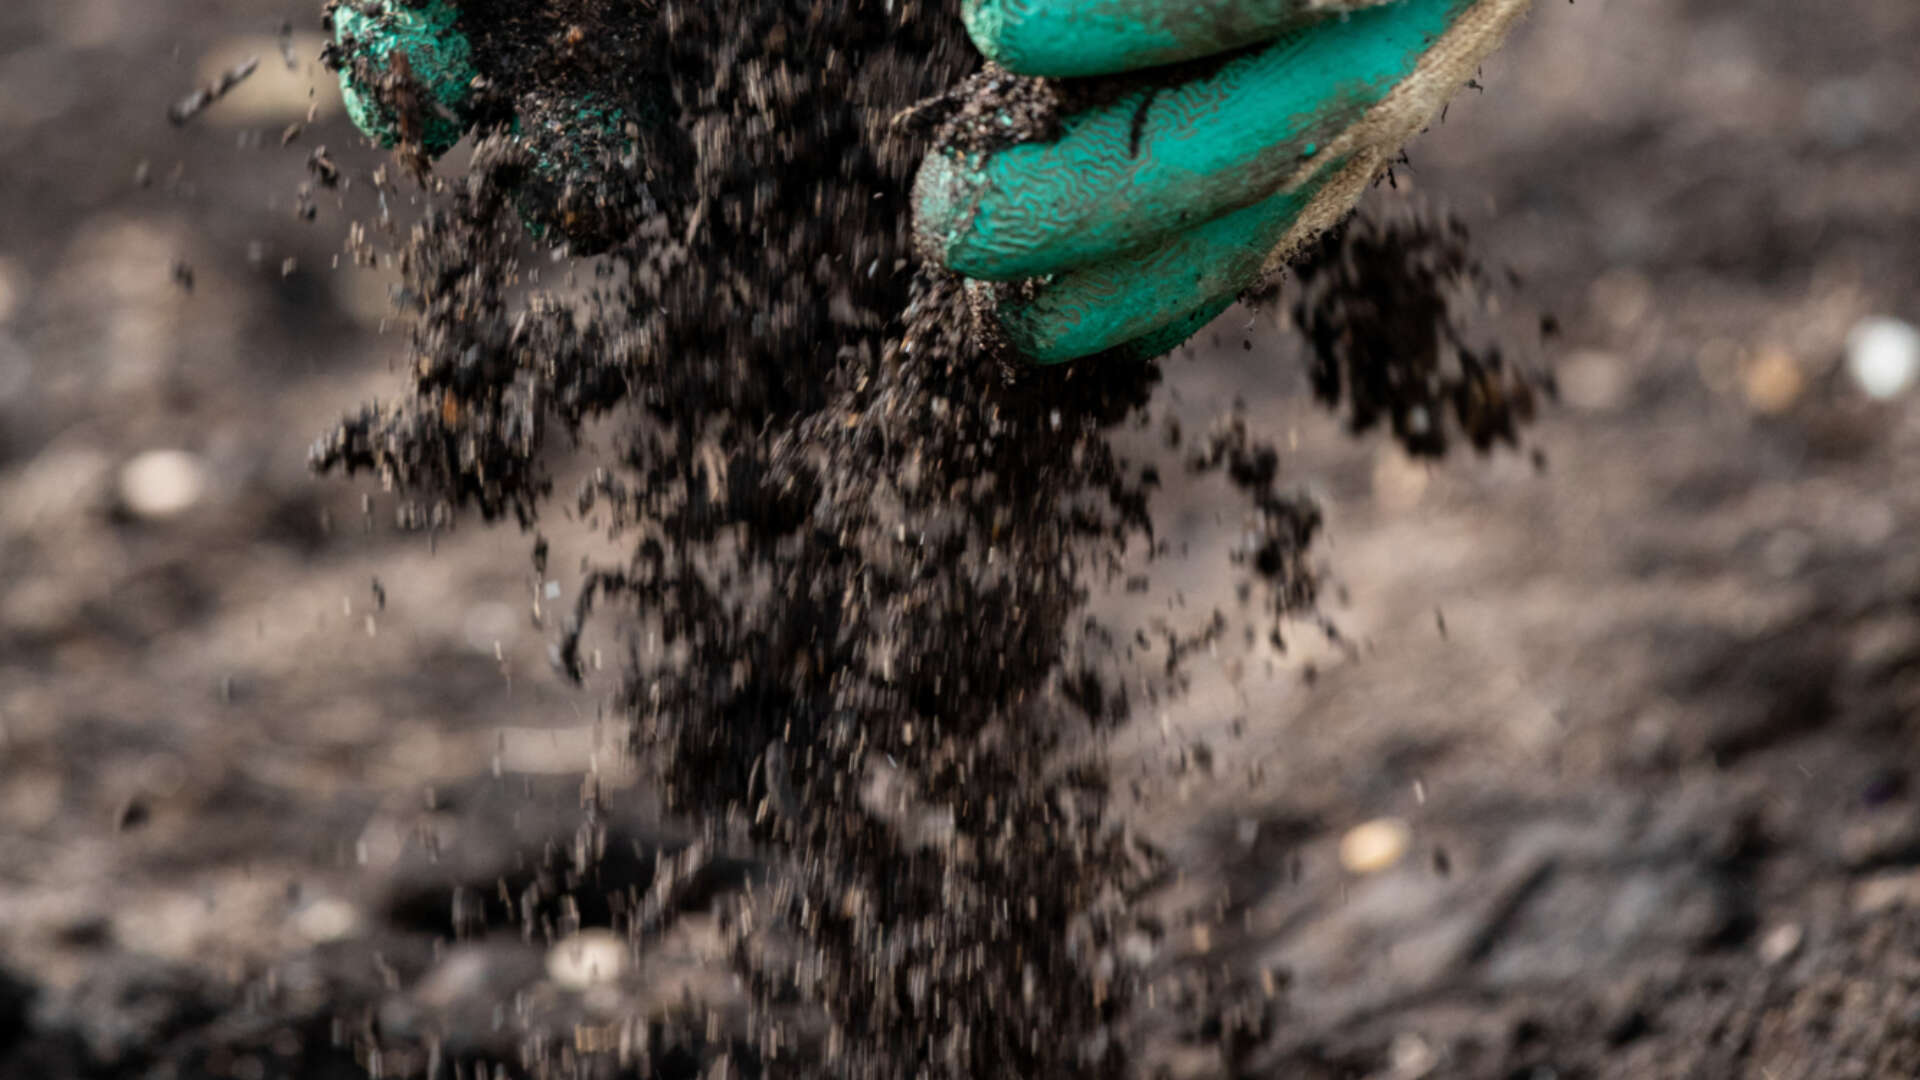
[992,159,1342,362]
[916,0,1476,282]
[331,0,477,157]
[962,0,1535,363]
[963,0,1396,77]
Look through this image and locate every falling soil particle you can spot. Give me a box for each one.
[309,1,1530,1075]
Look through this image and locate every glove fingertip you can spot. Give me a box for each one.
[912,150,993,276]
[332,0,477,158]
[959,0,1025,73]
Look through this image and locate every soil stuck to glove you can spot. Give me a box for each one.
[309,1,1536,1076]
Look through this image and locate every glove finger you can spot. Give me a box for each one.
[917,0,1524,282]
[963,0,1395,78]
[330,0,478,158]
[982,155,1370,364]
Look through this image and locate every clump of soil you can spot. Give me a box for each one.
[1287,210,1541,457]
[310,2,1531,1074]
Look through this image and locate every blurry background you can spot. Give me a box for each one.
[2,0,1918,1076]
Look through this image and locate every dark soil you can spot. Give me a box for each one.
[310,2,1362,1074]
[4,1,1920,1079]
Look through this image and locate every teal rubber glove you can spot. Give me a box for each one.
[912,0,1533,364]
[323,0,653,254]
[326,0,478,159]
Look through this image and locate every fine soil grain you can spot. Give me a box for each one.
[308,2,1529,1076]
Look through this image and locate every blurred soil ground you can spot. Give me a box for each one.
[3,0,1920,1076]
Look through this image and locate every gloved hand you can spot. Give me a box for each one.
[323,0,659,254]
[912,0,1532,364]
[326,0,476,159]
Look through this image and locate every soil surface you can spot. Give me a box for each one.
[3,1,1920,1078]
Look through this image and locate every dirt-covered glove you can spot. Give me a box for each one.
[912,0,1533,364]
[326,0,475,157]
[323,0,660,254]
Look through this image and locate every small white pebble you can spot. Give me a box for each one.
[1388,1031,1437,1078]
[1340,817,1411,875]
[547,928,629,990]
[295,898,362,944]
[118,449,208,520]
[0,256,24,323]
[1118,931,1157,968]
[1741,346,1803,414]
[1853,868,1920,914]
[1846,316,1920,400]
[1758,922,1803,966]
